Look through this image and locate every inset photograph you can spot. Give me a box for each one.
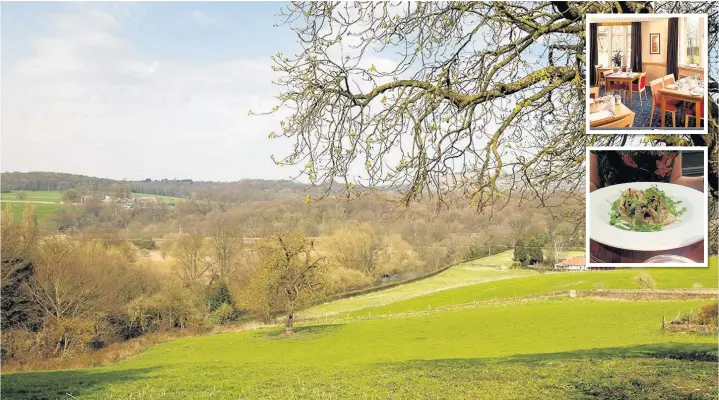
[587,148,707,266]
[586,14,708,132]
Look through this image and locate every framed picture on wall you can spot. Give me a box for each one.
[650,33,660,54]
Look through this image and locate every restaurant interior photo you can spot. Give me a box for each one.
[587,14,706,130]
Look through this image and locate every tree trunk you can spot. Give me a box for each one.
[285,313,294,335]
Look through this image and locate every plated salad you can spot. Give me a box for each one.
[609,185,686,232]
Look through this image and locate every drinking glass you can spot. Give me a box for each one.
[605,95,615,111]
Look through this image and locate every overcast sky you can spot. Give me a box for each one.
[1,2,306,182]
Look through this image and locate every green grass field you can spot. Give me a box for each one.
[341,257,718,318]
[1,191,66,222]
[0,190,184,223]
[4,298,716,399]
[1,191,63,202]
[3,248,717,399]
[304,250,585,318]
[1,202,67,223]
[130,193,185,204]
[302,263,537,318]
[462,249,585,267]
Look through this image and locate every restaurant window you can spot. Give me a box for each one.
[598,26,610,66]
[597,24,631,68]
[682,17,702,66]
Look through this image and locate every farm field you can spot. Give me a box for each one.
[1,202,67,223]
[1,191,63,202]
[130,192,185,204]
[4,298,716,399]
[342,257,719,318]
[462,249,585,267]
[304,251,716,319]
[0,190,185,223]
[303,262,537,318]
[303,249,585,318]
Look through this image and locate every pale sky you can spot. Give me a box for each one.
[1,2,303,181]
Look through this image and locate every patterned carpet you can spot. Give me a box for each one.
[597,86,705,128]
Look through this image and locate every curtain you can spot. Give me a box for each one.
[667,17,679,79]
[589,23,598,85]
[631,22,642,72]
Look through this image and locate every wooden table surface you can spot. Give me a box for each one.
[590,239,705,264]
[605,72,640,107]
[659,86,704,128]
[589,101,634,128]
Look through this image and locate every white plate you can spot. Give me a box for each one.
[589,182,704,251]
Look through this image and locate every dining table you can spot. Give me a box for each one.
[590,239,704,264]
[604,72,640,107]
[589,99,634,128]
[659,80,705,128]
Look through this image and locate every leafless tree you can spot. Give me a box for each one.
[209,223,242,284]
[263,1,717,242]
[171,232,214,288]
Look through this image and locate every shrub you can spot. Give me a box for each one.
[208,303,235,325]
[632,272,657,289]
[695,302,718,326]
[328,267,372,293]
[35,318,95,358]
[132,237,156,250]
[207,282,234,312]
[126,285,207,333]
[1,328,35,362]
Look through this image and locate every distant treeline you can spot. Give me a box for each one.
[1,172,322,203]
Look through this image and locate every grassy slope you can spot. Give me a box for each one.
[302,264,537,318]
[464,249,585,266]
[304,250,584,318]
[305,250,716,319]
[4,298,716,399]
[343,257,718,318]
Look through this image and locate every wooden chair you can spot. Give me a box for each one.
[685,101,704,128]
[596,113,635,128]
[589,87,599,99]
[649,77,679,127]
[602,70,614,94]
[663,74,676,86]
[607,78,628,103]
[630,72,648,106]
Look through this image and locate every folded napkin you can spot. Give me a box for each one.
[590,110,613,122]
[666,84,678,90]
[588,98,595,104]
